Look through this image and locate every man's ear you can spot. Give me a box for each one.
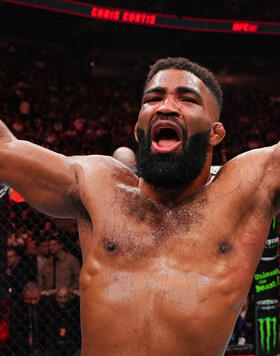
[134,122,139,143]
[209,122,226,147]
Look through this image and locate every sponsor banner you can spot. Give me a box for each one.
[254,217,279,301]
[255,300,279,356]
[254,217,279,356]
[261,216,279,261]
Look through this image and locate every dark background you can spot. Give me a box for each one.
[0,0,280,80]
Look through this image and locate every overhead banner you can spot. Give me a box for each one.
[2,0,280,35]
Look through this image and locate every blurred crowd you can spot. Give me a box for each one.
[0,197,81,355]
[0,66,140,157]
[1,55,280,165]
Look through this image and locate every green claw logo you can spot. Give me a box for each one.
[258,317,277,353]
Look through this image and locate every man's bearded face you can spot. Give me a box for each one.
[136,121,211,189]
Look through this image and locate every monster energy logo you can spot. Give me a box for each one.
[255,268,279,281]
[272,216,277,231]
[258,316,277,353]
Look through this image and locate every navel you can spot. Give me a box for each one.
[218,240,233,255]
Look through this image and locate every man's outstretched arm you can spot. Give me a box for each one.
[259,140,280,215]
[0,120,81,218]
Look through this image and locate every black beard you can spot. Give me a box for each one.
[136,126,211,189]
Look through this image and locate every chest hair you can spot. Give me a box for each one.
[101,187,205,259]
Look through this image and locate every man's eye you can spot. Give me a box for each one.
[144,97,161,103]
[181,97,197,103]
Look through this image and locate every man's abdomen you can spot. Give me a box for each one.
[79,264,243,356]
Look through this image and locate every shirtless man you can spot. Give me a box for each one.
[0,57,279,356]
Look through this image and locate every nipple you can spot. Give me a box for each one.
[106,242,117,252]
[218,240,233,254]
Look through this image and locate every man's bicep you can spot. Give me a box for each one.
[270,142,280,178]
[265,142,280,212]
[0,140,81,218]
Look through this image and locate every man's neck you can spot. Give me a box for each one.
[138,165,211,205]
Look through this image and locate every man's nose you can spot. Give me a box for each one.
[155,96,180,116]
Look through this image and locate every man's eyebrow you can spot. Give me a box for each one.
[176,86,202,99]
[143,86,202,99]
[143,86,166,96]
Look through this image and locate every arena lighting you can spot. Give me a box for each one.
[9,187,26,203]
[2,0,280,35]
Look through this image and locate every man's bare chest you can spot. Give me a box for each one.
[78,176,270,272]
[94,187,236,263]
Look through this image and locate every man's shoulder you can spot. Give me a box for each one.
[69,154,110,172]
[221,146,272,175]
[70,154,133,176]
[210,147,274,190]
[70,154,138,188]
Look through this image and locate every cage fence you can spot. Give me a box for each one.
[0,186,81,356]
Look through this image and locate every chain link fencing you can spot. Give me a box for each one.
[0,185,81,356]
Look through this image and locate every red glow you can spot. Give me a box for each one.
[122,11,156,25]
[91,7,120,21]
[9,188,26,203]
[0,320,9,343]
[232,22,258,32]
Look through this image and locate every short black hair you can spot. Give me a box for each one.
[145,57,223,116]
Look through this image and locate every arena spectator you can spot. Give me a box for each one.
[229,295,254,346]
[42,236,80,291]
[47,287,81,356]
[21,236,38,283]
[6,247,29,300]
[8,281,52,356]
[36,236,49,290]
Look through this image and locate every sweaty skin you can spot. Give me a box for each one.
[0,69,280,356]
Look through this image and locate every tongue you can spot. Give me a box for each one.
[158,138,178,147]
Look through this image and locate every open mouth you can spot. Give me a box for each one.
[151,121,182,153]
